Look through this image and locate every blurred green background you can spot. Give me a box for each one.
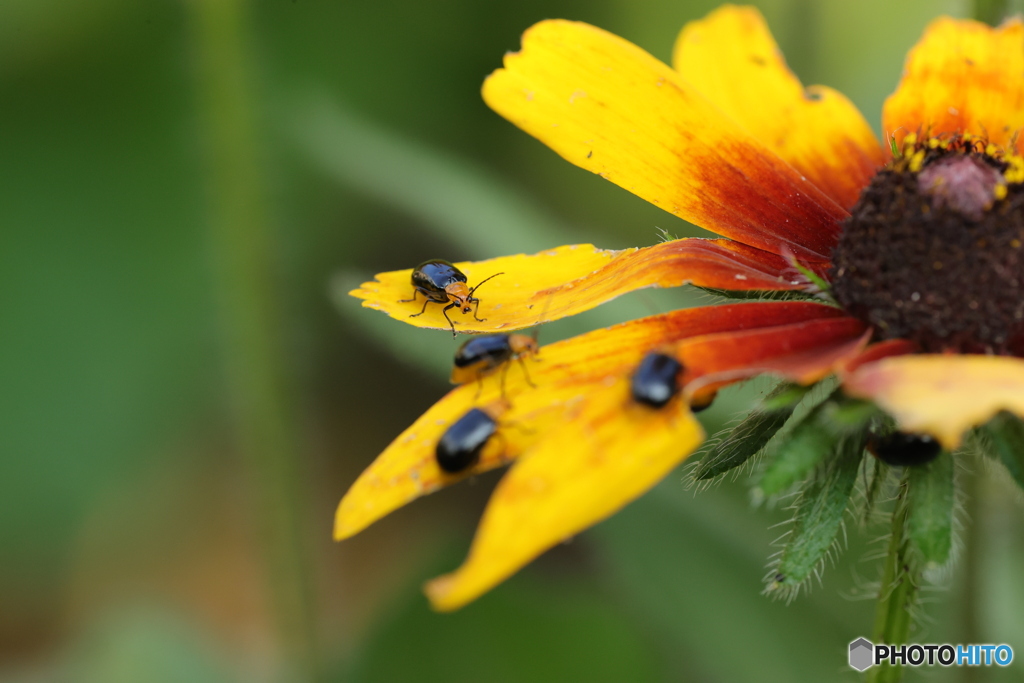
[3,0,1023,681]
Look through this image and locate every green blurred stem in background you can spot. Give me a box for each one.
[187,0,320,679]
[973,0,1009,25]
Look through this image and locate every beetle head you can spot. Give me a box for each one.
[445,282,472,312]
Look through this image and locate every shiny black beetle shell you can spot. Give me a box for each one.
[436,408,498,473]
[868,432,941,467]
[631,352,683,408]
[454,334,514,371]
[412,260,467,302]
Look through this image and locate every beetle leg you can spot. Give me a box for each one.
[408,296,431,318]
[442,302,458,337]
[499,362,510,399]
[517,354,536,388]
[398,289,420,304]
[492,430,509,461]
[469,296,487,323]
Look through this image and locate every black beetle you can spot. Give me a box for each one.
[630,352,683,408]
[400,260,503,337]
[436,407,499,473]
[451,333,539,396]
[867,432,941,466]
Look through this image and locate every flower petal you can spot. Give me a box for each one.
[883,17,1024,153]
[424,377,704,611]
[672,5,884,209]
[350,240,819,333]
[841,338,919,374]
[679,317,870,400]
[483,20,848,260]
[843,355,1024,449]
[335,301,841,538]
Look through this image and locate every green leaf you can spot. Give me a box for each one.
[906,452,954,570]
[980,411,1024,490]
[768,435,864,594]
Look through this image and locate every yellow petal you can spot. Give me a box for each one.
[884,17,1024,153]
[349,240,815,333]
[843,354,1024,449]
[424,376,704,611]
[483,20,848,260]
[673,5,884,209]
[336,301,839,538]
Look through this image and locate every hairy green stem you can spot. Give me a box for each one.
[867,475,915,683]
[187,0,320,679]
[961,468,982,683]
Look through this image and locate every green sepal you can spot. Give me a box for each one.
[980,411,1024,490]
[767,434,865,594]
[691,287,818,303]
[760,384,813,412]
[691,383,806,482]
[693,407,793,481]
[905,452,954,570]
[888,132,900,158]
[757,416,834,497]
[787,258,831,294]
[825,399,878,429]
[861,457,890,525]
[756,395,878,497]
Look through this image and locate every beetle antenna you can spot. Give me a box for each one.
[468,271,504,295]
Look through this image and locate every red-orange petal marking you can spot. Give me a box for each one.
[483,20,848,260]
[679,316,870,399]
[840,339,919,374]
[884,17,1024,152]
[350,240,819,334]
[335,300,841,539]
[843,354,1024,449]
[673,5,885,209]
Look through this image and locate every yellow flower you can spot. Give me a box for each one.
[339,6,1024,610]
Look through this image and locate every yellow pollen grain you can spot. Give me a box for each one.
[933,261,944,270]
[994,184,1008,201]
[909,150,926,173]
[1012,239,1022,249]
[986,144,998,157]
[928,137,941,149]
[1004,155,1024,184]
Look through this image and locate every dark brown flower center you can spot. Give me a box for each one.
[830,140,1024,356]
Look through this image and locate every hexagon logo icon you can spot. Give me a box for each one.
[849,638,874,671]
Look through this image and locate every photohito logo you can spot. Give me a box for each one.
[849,639,1014,671]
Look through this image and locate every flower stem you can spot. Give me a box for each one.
[187,0,321,678]
[867,474,915,683]
[973,0,1009,25]
[960,467,982,683]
